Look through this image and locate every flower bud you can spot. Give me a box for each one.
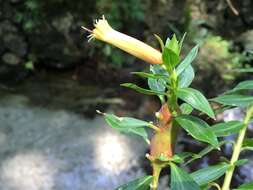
[83,16,162,65]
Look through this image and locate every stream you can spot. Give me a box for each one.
[0,73,252,190]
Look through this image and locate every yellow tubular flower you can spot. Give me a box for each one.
[82,16,162,65]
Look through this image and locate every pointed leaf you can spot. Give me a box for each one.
[179,33,187,52]
[132,72,169,81]
[162,47,180,71]
[170,163,200,190]
[104,113,149,142]
[191,163,229,186]
[166,34,180,55]
[154,34,164,51]
[234,182,253,190]
[242,138,253,151]
[121,83,167,96]
[178,64,195,88]
[234,159,248,166]
[115,176,153,190]
[170,152,195,164]
[211,121,244,137]
[233,68,253,73]
[177,88,215,119]
[175,115,218,147]
[233,80,253,91]
[211,94,253,107]
[176,45,199,75]
[185,140,233,165]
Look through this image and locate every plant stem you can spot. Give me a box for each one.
[151,163,162,190]
[221,105,253,190]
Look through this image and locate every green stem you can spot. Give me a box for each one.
[151,163,162,190]
[221,105,253,190]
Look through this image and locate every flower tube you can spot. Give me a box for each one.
[82,16,162,64]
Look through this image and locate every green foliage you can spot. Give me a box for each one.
[191,163,229,186]
[242,138,253,151]
[177,88,215,118]
[179,103,193,115]
[97,31,253,190]
[176,45,199,75]
[175,115,218,147]
[121,83,167,96]
[211,121,244,137]
[212,94,253,107]
[170,163,200,190]
[102,112,150,142]
[234,182,253,190]
[115,176,153,190]
[228,80,253,92]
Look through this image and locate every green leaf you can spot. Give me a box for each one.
[149,65,167,101]
[121,83,167,96]
[148,65,169,102]
[234,159,248,166]
[180,103,193,115]
[242,138,253,151]
[170,163,200,190]
[115,176,153,190]
[154,34,164,51]
[211,94,253,107]
[166,34,180,55]
[175,115,218,147]
[178,64,195,88]
[104,113,149,142]
[148,78,166,92]
[177,88,215,119]
[179,33,187,53]
[233,68,253,73]
[185,140,233,165]
[211,121,244,137]
[162,47,180,71]
[170,152,195,163]
[191,163,229,186]
[234,182,253,190]
[176,45,199,75]
[232,80,253,91]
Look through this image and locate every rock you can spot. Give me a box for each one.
[2,53,20,65]
[3,34,27,57]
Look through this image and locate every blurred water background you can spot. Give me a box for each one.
[1,0,253,189]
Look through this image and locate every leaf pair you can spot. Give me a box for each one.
[115,163,229,190]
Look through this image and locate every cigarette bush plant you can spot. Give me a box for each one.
[83,16,253,190]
